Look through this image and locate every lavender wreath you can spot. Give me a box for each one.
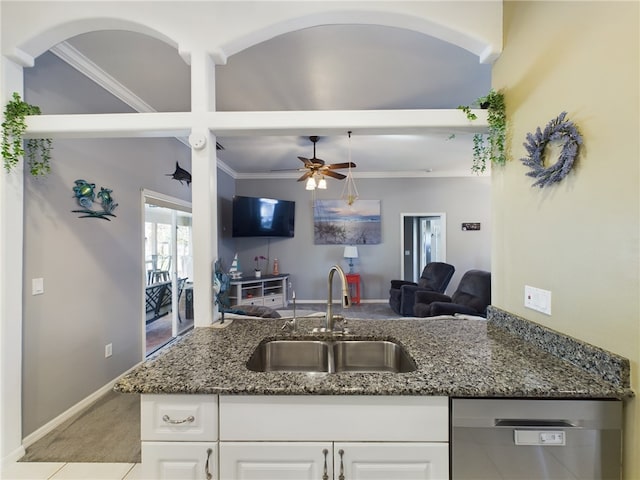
[521,112,583,188]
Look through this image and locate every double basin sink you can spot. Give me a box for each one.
[247,338,416,373]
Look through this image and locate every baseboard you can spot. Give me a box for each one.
[1,445,26,467]
[21,362,143,448]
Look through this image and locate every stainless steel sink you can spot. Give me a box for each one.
[333,340,416,373]
[246,339,416,373]
[246,340,330,372]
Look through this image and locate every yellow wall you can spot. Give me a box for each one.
[493,2,639,477]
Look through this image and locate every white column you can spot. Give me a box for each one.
[189,50,218,327]
[0,57,26,464]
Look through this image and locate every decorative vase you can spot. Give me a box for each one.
[273,258,279,276]
[255,270,261,278]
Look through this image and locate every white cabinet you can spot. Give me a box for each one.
[141,394,218,441]
[141,395,218,480]
[220,442,331,480]
[142,442,217,480]
[228,275,289,308]
[219,395,448,442]
[219,442,447,480]
[141,394,449,480]
[335,442,448,480]
[219,395,449,480]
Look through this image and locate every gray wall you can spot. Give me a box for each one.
[22,54,192,436]
[234,176,491,301]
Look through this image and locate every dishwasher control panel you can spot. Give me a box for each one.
[514,429,566,446]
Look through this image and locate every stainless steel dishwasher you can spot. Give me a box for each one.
[451,398,622,479]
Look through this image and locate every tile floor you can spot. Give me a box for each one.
[2,462,141,480]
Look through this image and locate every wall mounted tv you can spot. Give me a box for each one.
[232,196,295,238]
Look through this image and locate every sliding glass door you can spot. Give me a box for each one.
[144,193,193,356]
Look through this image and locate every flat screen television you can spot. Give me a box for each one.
[232,196,295,238]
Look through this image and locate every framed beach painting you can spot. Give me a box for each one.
[313,199,381,245]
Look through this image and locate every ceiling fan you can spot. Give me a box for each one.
[295,136,356,184]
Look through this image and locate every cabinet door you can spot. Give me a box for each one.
[142,442,217,480]
[220,442,332,480]
[335,443,449,480]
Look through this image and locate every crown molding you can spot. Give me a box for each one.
[50,42,156,113]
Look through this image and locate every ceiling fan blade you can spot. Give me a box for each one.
[326,162,356,170]
[297,171,313,182]
[324,170,347,180]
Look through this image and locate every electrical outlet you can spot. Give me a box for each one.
[105,343,113,358]
[524,285,552,315]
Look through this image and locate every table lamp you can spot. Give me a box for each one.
[343,246,358,274]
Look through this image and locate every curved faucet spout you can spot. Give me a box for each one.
[326,265,351,332]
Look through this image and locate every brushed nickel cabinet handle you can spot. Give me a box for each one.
[338,449,345,480]
[162,414,195,425]
[322,448,329,480]
[205,447,213,480]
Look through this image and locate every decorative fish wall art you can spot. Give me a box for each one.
[166,162,192,186]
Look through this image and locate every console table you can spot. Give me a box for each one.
[229,274,289,308]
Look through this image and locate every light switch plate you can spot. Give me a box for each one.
[32,278,44,295]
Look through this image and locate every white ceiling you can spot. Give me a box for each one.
[60,25,492,178]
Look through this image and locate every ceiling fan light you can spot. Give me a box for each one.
[305,177,317,190]
[317,177,327,189]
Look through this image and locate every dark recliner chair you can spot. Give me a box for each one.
[389,262,455,316]
[413,269,491,318]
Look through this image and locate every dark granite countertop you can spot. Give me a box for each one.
[114,311,633,399]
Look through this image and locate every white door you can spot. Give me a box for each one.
[142,442,217,480]
[400,213,447,283]
[335,443,449,480]
[219,442,332,480]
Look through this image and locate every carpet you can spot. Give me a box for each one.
[20,390,141,464]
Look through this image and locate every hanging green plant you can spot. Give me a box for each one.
[458,89,506,174]
[2,92,52,176]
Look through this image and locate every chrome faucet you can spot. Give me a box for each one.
[324,265,351,332]
[281,290,297,333]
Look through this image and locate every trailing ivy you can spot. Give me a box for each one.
[458,89,506,174]
[2,92,52,176]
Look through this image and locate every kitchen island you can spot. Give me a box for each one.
[114,308,632,479]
